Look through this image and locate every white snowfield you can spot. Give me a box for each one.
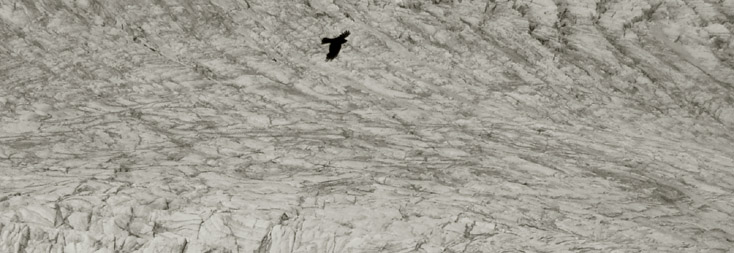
[1,0,733,252]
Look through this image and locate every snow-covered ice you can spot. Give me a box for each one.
[1,0,733,252]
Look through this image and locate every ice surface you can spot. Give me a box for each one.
[1,0,733,252]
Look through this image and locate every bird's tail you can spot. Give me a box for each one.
[321,38,332,44]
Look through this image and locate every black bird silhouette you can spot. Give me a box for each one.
[322,31,350,61]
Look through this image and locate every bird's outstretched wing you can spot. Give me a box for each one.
[337,30,350,40]
[326,43,342,61]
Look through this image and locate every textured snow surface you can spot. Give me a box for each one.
[1,0,734,252]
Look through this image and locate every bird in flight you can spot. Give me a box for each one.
[322,30,350,61]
